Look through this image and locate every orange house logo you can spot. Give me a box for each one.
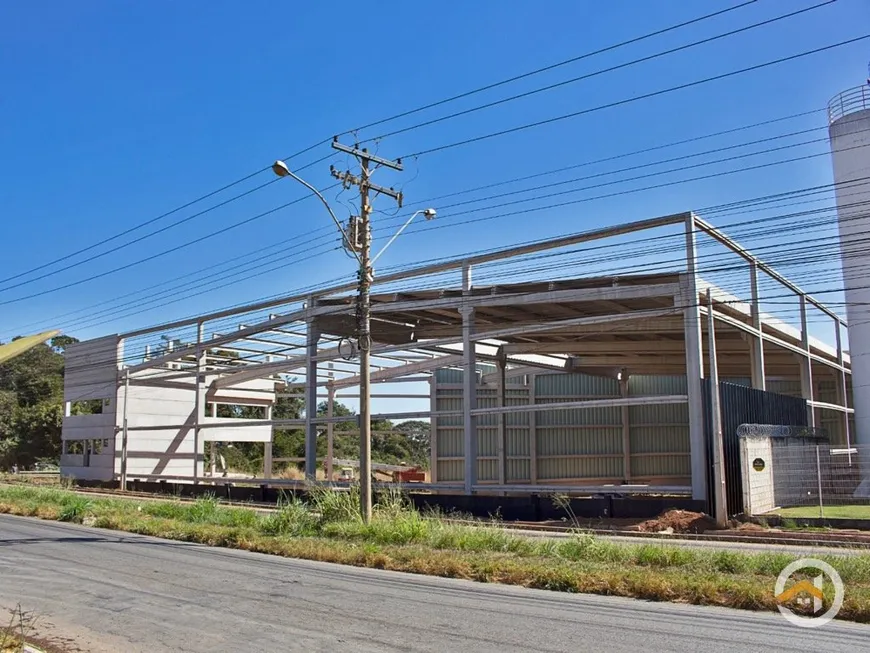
[775,559,844,628]
[775,578,825,614]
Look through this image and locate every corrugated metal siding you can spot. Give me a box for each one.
[630,426,689,454]
[537,427,622,455]
[536,373,619,397]
[506,427,530,456]
[767,379,803,398]
[538,456,623,480]
[437,459,463,481]
[628,375,687,396]
[631,454,690,477]
[536,403,621,426]
[435,366,694,486]
[477,458,497,482]
[435,366,703,485]
[506,458,530,482]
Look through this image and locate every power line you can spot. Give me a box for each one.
[3,8,835,303]
[366,1,834,143]
[404,109,826,206]
[390,144,869,236]
[4,2,759,291]
[0,183,342,307]
[343,0,761,138]
[403,34,870,158]
[12,145,866,337]
[53,192,870,342]
[4,111,837,316]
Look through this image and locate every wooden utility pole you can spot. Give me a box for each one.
[330,139,403,522]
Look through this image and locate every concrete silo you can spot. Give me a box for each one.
[828,83,870,446]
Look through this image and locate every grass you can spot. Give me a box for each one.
[2,485,870,623]
[0,605,37,653]
[776,505,870,520]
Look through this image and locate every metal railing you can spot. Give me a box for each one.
[828,85,870,124]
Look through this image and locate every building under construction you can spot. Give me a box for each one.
[60,212,853,517]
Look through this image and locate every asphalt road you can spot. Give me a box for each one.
[1,515,868,653]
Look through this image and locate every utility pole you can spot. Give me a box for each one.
[706,288,727,528]
[330,139,404,523]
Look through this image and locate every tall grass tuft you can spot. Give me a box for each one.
[260,495,316,536]
[57,496,92,523]
[310,484,361,524]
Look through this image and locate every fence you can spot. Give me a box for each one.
[740,439,870,518]
[707,382,809,517]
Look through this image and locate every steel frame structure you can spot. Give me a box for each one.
[61,212,853,502]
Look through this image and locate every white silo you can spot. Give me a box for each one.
[828,83,870,447]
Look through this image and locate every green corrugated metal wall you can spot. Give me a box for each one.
[433,369,696,485]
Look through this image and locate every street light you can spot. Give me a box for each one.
[272,160,360,262]
[371,208,437,266]
[272,158,436,522]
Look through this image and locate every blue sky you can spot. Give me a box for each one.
[1,0,868,354]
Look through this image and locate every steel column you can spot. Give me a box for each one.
[193,321,205,483]
[327,377,335,481]
[749,261,766,390]
[496,354,507,487]
[683,214,708,502]
[429,375,438,483]
[835,321,851,449]
[799,295,817,428]
[305,310,320,480]
[620,370,631,482]
[461,262,477,495]
[528,373,537,485]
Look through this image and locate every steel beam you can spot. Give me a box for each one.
[694,216,845,326]
[331,354,462,389]
[118,212,688,339]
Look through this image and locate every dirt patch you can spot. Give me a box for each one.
[634,509,719,534]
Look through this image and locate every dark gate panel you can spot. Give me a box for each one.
[704,381,808,516]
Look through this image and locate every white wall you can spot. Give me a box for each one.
[119,370,276,479]
[62,335,278,481]
[830,106,870,446]
[61,338,120,481]
[740,438,775,514]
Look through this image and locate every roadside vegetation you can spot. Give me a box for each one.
[776,505,870,520]
[0,605,37,653]
[2,484,870,623]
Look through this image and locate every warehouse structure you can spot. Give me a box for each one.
[61,212,853,510]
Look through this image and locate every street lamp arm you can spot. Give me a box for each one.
[273,161,362,266]
[371,208,436,266]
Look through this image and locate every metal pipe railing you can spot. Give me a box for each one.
[828,85,870,124]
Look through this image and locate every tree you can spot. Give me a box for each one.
[0,340,69,469]
[49,335,79,354]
